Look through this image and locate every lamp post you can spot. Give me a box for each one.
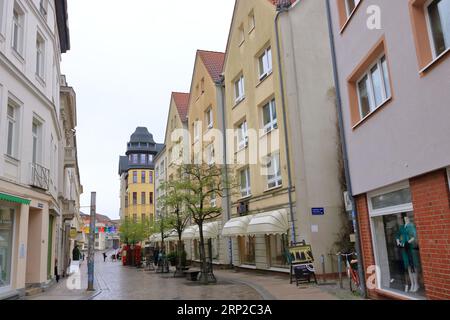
[87,192,96,291]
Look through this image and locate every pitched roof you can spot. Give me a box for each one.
[197,50,225,83]
[172,92,190,122]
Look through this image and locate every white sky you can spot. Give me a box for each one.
[61,0,235,220]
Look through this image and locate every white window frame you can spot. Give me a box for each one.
[36,32,45,81]
[258,47,273,81]
[31,117,43,165]
[234,74,245,104]
[206,143,215,165]
[345,0,361,18]
[210,192,217,208]
[262,99,278,134]
[12,3,24,56]
[367,182,415,295]
[356,54,391,120]
[424,0,450,59]
[240,167,251,198]
[267,153,282,189]
[0,207,16,294]
[205,108,213,129]
[237,120,248,151]
[194,121,200,142]
[0,0,6,38]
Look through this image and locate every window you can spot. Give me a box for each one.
[149,172,153,184]
[132,193,137,205]
[194,121,200,142]
[36,33,45,80]
[0,207,14,289]
[0,0,5,35]
[248,10,255,32]
[266,234,289,268]
[12,4,24,55]
[267,153,282,189]
[258,47,272,80]
[240,167,251,198]
[141,171,146,184]
[148,154,153,163]
[357,55,391,119]
[132,154,138,164]
[210,192,217,208]
[262,99,277,133]
[368,185,425,298]
[239,24,245,45]
[426,0,450,57]
[141,192,146,205]
[200,78,205,94]
[149,192,153,205]
[238,236,256,265]
[345,0,361,17]
[206,144,215,165]
[234,74,245,103]
[39,0,48,18]
[132,171,137,184]
[237,120,248,150]
[125,195,128,208]
[140,154,146,164]
[32,119,43,165]
[205,108,213,129]
[6,103,18,158]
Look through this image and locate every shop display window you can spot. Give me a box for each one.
[0,207,14,290]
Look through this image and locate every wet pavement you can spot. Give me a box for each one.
[24,250,361,300]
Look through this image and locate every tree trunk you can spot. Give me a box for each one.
[198,223,209,284]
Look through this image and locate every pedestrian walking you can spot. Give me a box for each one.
[72,245,81,261]
[54,259,60,283]
[103,252,107,262]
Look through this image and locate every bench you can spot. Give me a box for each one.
[185,270,200,281]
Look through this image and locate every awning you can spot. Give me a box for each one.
[166,229,179,241]
[194,221,220,239]
[221,216,252,237]
[181,225,198,240]
[0,193,31,205]
[247,209,289,236]
[150,233,162,242]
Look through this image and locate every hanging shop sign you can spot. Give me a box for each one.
[70,228,78,239]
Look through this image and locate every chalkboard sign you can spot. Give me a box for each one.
[288,243,317,285]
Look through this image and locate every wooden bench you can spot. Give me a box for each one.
[185,270,200,281]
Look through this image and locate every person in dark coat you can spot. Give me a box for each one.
[103,252,107,262]
[72,245,81,261]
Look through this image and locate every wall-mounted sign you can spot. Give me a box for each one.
[311,208,325,216]
[38,203,44,209]
[344,191,353,212]
[70,228,77,239]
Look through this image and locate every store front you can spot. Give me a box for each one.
[0,205,15,293]
[368,182,425,299]
[238,236,256,265]
[266,234,289,268]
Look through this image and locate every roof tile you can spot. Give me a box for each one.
[172,92,190,122]
[197,50,225,83]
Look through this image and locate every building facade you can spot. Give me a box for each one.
[118,127,163,224]
[328,0,450,300]
[0,0,71,299]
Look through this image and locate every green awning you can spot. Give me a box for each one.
[0,193,31,205]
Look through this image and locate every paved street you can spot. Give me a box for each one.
[24,250,361,300]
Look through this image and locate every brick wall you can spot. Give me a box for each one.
[410,169,450,300]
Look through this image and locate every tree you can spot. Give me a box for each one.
[119,218,153,266]
[157,167,191,276]
[179,163,235,284]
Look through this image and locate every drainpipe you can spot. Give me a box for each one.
[216,75,233,267]
[325,0,367,298]
[274,2,296,245]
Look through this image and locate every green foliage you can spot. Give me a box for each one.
[120,218,155,245]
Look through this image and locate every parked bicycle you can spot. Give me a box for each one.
[338,252,360,293]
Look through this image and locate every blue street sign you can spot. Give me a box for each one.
[312,208,325,216]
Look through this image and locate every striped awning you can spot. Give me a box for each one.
[0,193,31,205]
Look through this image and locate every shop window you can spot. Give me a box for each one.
[238,235,256,265]
[0,207,14,289]
[266,234,289,268]
[368,184,425,298]
[410,0,450,73]
[347,37,393,127]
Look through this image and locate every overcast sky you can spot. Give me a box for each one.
[61,0,235,220]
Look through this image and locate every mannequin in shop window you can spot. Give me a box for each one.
[396,213,420,293]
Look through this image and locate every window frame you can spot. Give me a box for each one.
[262,98,278,134]
[234,74,245,104]
[206,143,215,165]
[141,192,146,205]
[258,47,273,81]
[36,32,45,81]
[6,103,17,158]
[31,117,43,165]
[141,171,146,184]
[237,120,249,151]
[205,107,213,129]
[132,171,138,184]
[239,167,251,198]
[248,10,255,33]
[11,3,25,56]
[266,153,282,190]
[424,0,450,59]
[356,54,392,120]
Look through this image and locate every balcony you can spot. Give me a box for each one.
[64,147,76,168]
[62,199,76,221]
[29,163,50,191]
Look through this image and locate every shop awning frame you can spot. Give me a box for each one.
[221,216,252,237]
[0,193,31,205]
[246,209,290,236]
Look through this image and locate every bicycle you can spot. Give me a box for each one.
[338,252,360,293]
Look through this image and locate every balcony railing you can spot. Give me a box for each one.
[30,162,50,191]
[64,147,76,168]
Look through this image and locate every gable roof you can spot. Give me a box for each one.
[197,50,225,83]
[172,92,190,123]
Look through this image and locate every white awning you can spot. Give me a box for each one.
[150,233,162,242]
[221,216,252,237]
[247,209,289,236]
[194,221,220,239]
[166,229,179,241]
[181,225,198,240]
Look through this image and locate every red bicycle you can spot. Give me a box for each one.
[339,252,360,293]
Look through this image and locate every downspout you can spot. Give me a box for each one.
[274,3,297,245]
[217,75,233,267]
[325,0,367,298]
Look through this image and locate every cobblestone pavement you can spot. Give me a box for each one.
[24,250,361,300]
